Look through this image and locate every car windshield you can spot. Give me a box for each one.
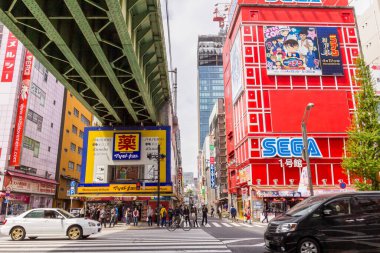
[286,195,331,217]
[57,209,76,218]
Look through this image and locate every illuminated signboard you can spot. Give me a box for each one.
[113,133,141,160]
[261,137,322,158]
[264,26,343,76]
[265,0,321,2]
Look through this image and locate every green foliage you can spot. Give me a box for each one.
[342,58,380,191]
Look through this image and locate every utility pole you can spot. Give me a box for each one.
[301,103,314,197]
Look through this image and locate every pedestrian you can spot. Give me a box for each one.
[230,205,237,223]
[191,206,199,227]
[160,205,167,227]
[132,207,139,226]
[125,208,131,225]
[80,207,84,218]
[174,205,181,226]
[211,206,214,217]
[147,206,153,226]
[167,206,174,226]
[262,208,269,223]
[201,205,208,226]
[183,205,190,227]
[99,206,107,228]
[109,207,116,227]
[114,206,119,225]
[246,206,251,224]
[217,206,222,220]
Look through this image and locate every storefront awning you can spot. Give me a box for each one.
[71,193,179,201]
[6,171,58,184]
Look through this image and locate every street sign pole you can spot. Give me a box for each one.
[70,197,73,213]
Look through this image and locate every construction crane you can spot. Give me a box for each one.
[213,3,230,29]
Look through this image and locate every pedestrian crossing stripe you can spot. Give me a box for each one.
[204,223,211,227]
[240,223,252,227]
[230,223,240,227]
[221,223,232,227]
[212,222,222,227]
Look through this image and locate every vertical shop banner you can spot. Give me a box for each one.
[1,33,19,82]
[9,50,34,167]
[316,27,344,76]
[264,26,343,76]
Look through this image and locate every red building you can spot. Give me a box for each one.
[223,0,360,220]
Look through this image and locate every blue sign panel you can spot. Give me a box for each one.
[70,181,76,188]
[261,137,322,158]
[69,189,75,196]
[210,164,216,188]
[316,27,344,76]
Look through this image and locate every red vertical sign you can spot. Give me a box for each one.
[1,33,18,82]
[9,50,34,167]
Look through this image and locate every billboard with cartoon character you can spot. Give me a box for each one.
[264,26,343,76]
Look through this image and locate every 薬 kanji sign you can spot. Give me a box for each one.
[112,133,141,160]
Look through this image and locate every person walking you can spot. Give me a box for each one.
[114,206,119,225]
[246,206,252,224]
[230,205,237,223]
[174,205,181,226]
[132,207,139,226]
[125,208,131,225]
[109,207,116,227]
[183,205,190,227]
[147,206,153,226]
[201,205,208,226]
[99,207,107,228]
[210,206,214,217]
[167,206,174,226]
[217,206,222,220]
[191,206,199,227]
[262,208,269,223]
[160,205,167,227]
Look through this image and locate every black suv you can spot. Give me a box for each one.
[264,192,380,253]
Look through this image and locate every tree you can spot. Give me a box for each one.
[342,58,380,190]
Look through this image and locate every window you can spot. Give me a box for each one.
[70,143,76,152]
[43,69,48,82]
[112,165,144,182]
[79,130,84,139]
[25,210,44,218]
[76,164,81,172]
[73,108,79,117]
[78,147,82,155]
[30,83,46,106]
[72,125,78,135]
[81,115,90,126]
[27,109,43,131]
[48,146,51,152]
[324,198,351,216]
[355,196,380,214]
[68,111,71,115]
[66,129,69,133]
[44,210,60,219]
[53,100,56,105]
[68,161,74,170]
[51,123,53,128]
[23,137,40,158]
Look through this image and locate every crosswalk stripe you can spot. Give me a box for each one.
[212,222,222,227]
[221,223,232,227]
[230,223,240,227]
[240,223,252,227]
[204,223,211,227]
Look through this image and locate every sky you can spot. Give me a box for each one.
[160,0,372,177]
[161,0,222,176]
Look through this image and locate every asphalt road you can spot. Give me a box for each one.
[202,216,267,253]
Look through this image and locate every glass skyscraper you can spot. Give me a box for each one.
[197,34,225,149]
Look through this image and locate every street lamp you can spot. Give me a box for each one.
[301,103,314,196]
[147,144,166,226]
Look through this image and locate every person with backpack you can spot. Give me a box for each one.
[230,205,237,223]
[160,205,167,227]
[132,207,139,226]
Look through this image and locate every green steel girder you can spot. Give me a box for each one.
[0,0,170,125]
[64,0,138,122]
[22,0,123,123]
[0,6,107,124]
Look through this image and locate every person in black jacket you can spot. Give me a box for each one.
[201,205,208,226]
[183,205,190,227]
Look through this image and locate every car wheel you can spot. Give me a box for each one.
[28,237,38,240]
[10,226,26,241]
[82,235,90,239]
[297,238,320,253]
[67,226,82,240]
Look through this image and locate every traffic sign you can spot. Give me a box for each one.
[339,182,347,189]
[70,181,76,188]
[69,188,75,195]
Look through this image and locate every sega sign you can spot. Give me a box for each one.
[265,0,322,3]
[261,137,322,158]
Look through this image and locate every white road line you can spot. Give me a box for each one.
[254,224,265,228]
[212,222,222,227]
[221,223,232,227]
[204,223,211,227]
[230,223,240,227]
[240,223,253,227]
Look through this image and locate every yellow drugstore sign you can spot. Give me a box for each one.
[78,185,172,194]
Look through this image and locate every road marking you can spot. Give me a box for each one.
[204,223,211,227]
[230,223,240,227]
[212,222,222,227]
[254,224,265,228]
[222,238,262,244]
[240,223,252,227]
[221,223,232,227]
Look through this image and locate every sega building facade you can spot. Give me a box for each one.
[224,0,360,220]
[75,126,173,220]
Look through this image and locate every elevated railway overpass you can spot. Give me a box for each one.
[0,0,170,125]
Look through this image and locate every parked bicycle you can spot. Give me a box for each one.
[166,216,192,231]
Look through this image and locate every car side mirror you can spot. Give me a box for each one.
[323,209,332,216]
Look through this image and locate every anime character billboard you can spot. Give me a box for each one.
[264,26,343,76]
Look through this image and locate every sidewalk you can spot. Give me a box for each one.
[103,222,163,230]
